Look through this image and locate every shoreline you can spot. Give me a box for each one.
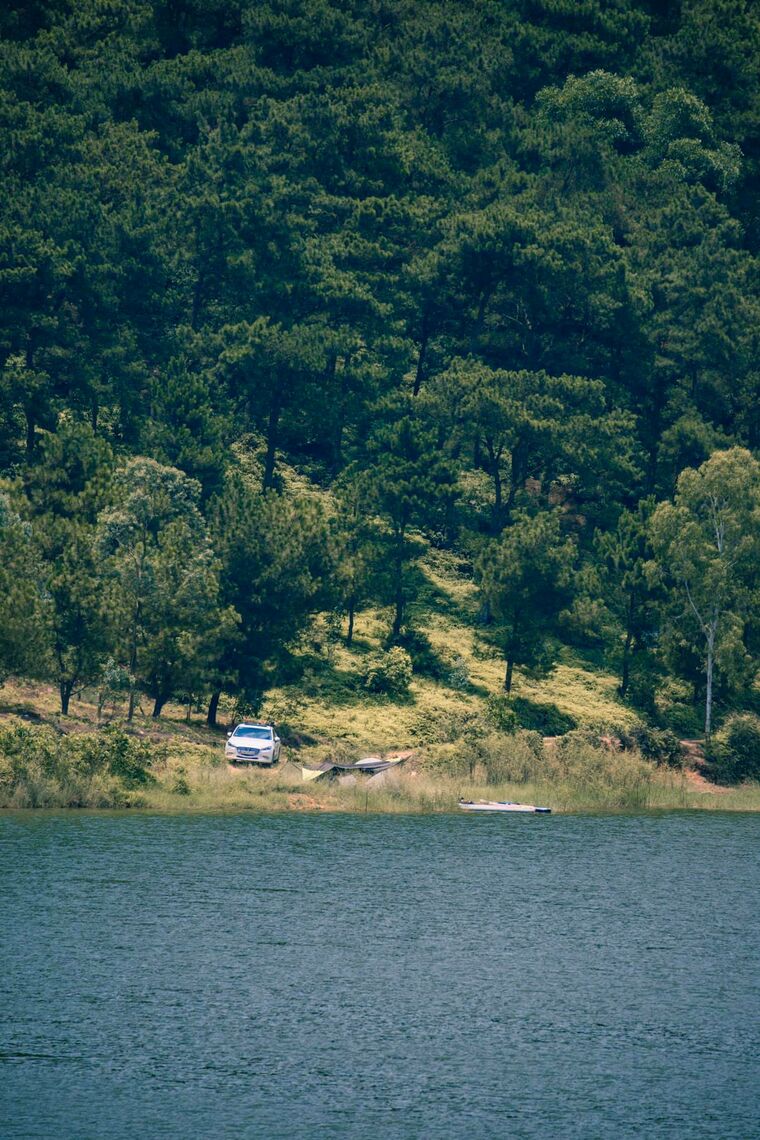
[3,799,760,815]
[3,768,759,816]
[2,681,758,816]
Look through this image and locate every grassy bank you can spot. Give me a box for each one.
[2,550,758,814]
[1,702,758,814]
[5,759,760,815]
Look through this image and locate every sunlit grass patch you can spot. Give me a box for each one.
[517,659,640,730]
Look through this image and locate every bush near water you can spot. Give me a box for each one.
[705,715,760,785]
[0,725,156,809]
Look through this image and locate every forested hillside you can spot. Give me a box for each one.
[2,0,760,757]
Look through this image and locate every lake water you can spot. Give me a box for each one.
[1,811,758,1139]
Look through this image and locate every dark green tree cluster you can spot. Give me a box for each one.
[1,0,759,737]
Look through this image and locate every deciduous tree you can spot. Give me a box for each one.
[649,449,760,736]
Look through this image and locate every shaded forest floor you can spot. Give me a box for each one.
[1,550,757,813]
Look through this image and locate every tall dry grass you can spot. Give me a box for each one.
[3,721,759,814]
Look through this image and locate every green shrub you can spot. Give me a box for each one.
[0,724,155,807]
[654,678,703,737]
[389,629,449,681]
[324,740,361,765]
[447,656,471,691]
[361,647,413,695]
[551,733,654,808]
[171,766,191,795]
[420,742,474,778]
[553,728,599,758]
[620,724,684,768]
[705,714,760,784]
[510,697,576,735]
[410,707,482,745]
[473,730,546,785]
[484,694,518,734]
[97,658,131,721]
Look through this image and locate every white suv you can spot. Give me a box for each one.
[225,723,281,766]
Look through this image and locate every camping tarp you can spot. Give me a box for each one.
[299,755,406,782]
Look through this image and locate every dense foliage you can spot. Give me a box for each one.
[1,0,760,748]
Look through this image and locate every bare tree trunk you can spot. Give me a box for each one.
[392,546,404,639]
[24,340,37,456]
[620,626,633,698]
[507,444,523,516]
[504,657,514,693]
[620,590,635,697]
[705,634,715,739]
[473,434,482,469]
[479,598,492,625]
[127,623,138,723]
[486,440,503,532]
[347,599,355,646]
[472,290,490,351]
[60,682,72,716]
[207,689,221,728]
[332,358,346,471]
[152,694,167,719]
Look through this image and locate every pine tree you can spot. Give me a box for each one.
[477,512,577,693]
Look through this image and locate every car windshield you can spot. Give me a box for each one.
[233,726,272,740]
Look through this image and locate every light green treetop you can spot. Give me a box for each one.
[649,448,760,736]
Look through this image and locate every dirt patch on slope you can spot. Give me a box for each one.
[679,740,729,794]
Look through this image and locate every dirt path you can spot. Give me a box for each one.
[679,742,728,794]
[680,739,704,763]
[669,739,731,795]
[683,768,728,794]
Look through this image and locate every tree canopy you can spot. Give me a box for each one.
[1,0,759,735]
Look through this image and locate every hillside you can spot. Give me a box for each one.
[3,544,758,813]
[259,547,639,757]
[2,0,760,783]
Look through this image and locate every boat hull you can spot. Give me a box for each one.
[458,801,551,814]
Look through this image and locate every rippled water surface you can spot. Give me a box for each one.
[1,811,759,1139]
